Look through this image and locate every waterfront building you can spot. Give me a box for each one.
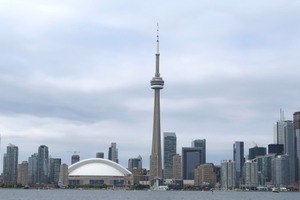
[149,25,164,185]
[191,139,206,164]
[68,158,132,187]
[283,120,296,183]
[274,119,295,183]
[248,146,266,160]
[194,163,216,185]
[17,161,28,186]
[294,111,300,182]
[233,141,244,186]
[182,147,203,180]
[172,154,182,180]
[256,154,276,185]
[221,160,235,189]
[163,132,177,179]
[37,145,49,184]
[272,155,290,186]
[128,155,142,170]
[49,158,61,184]
[108,142,118,163]
[28,153,38,185]
[3,144,18,185]
[244,160,258,188]
[59,163,69,187]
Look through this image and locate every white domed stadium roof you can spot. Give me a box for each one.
[68,158,132,177]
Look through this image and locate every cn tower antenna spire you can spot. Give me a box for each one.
[156,23,159,54]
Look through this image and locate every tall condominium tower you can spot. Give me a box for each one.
[244,160,258,187]
[59,163,69,187]
[163,132,176,179]
[150,25,164,184]
[220,160,235,189]
[272,155,290,186]
[37,145,49,184]
[49,158,61,184]
[192,139,206,164]
[28,153,38,185]
[3,144,18,184]
[274,117,295,183]
[233,141,244,187]
[108,142,118,163]
[294,111,300,182]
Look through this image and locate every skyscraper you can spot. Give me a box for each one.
[108,142,118,163]
[268,144,284,155]
[17,161,28,186]
[150,25,164,185]
[221,160,235,189]
[244,160,258,188]
[192,139,206,164]
[233,141,244,187]
[128,155,142,170]
[294,111,300,182]
[71,154,80,164]
[163,132,176,179]
[248,145,266,160]
[59,163,69,187]
[283,120,295,183]
[28,153,38,185]
[172,154,182,180]
[272,155,290,186]
[37,145,49,184]
[182,147,203,180]
[274,119,295,183]
[49,158,61,184]
[3,144,18,184]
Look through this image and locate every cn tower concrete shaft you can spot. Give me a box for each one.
[150,25,164,185]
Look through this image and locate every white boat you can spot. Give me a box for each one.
[272,187,280,193]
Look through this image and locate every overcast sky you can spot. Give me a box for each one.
[0,0,300,170]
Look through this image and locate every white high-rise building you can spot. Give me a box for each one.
[244,160,258,188]
[221,160,235,189]
[272,155,290,186]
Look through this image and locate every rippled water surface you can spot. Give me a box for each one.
[0,189,299,200]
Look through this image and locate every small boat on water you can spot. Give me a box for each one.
[150,179,168,191]
[272,187,280,193]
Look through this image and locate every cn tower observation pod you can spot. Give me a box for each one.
[68,158,132,187]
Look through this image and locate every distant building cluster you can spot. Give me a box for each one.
[220,111,300,190]
[0,142,122,188]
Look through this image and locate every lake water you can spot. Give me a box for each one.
[0,189,299,200]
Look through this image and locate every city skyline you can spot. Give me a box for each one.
[1,110,299,174]
[1,0,300,170]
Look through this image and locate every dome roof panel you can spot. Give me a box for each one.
[68,158,131,177]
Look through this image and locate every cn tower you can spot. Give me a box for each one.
[150,24,164,185]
